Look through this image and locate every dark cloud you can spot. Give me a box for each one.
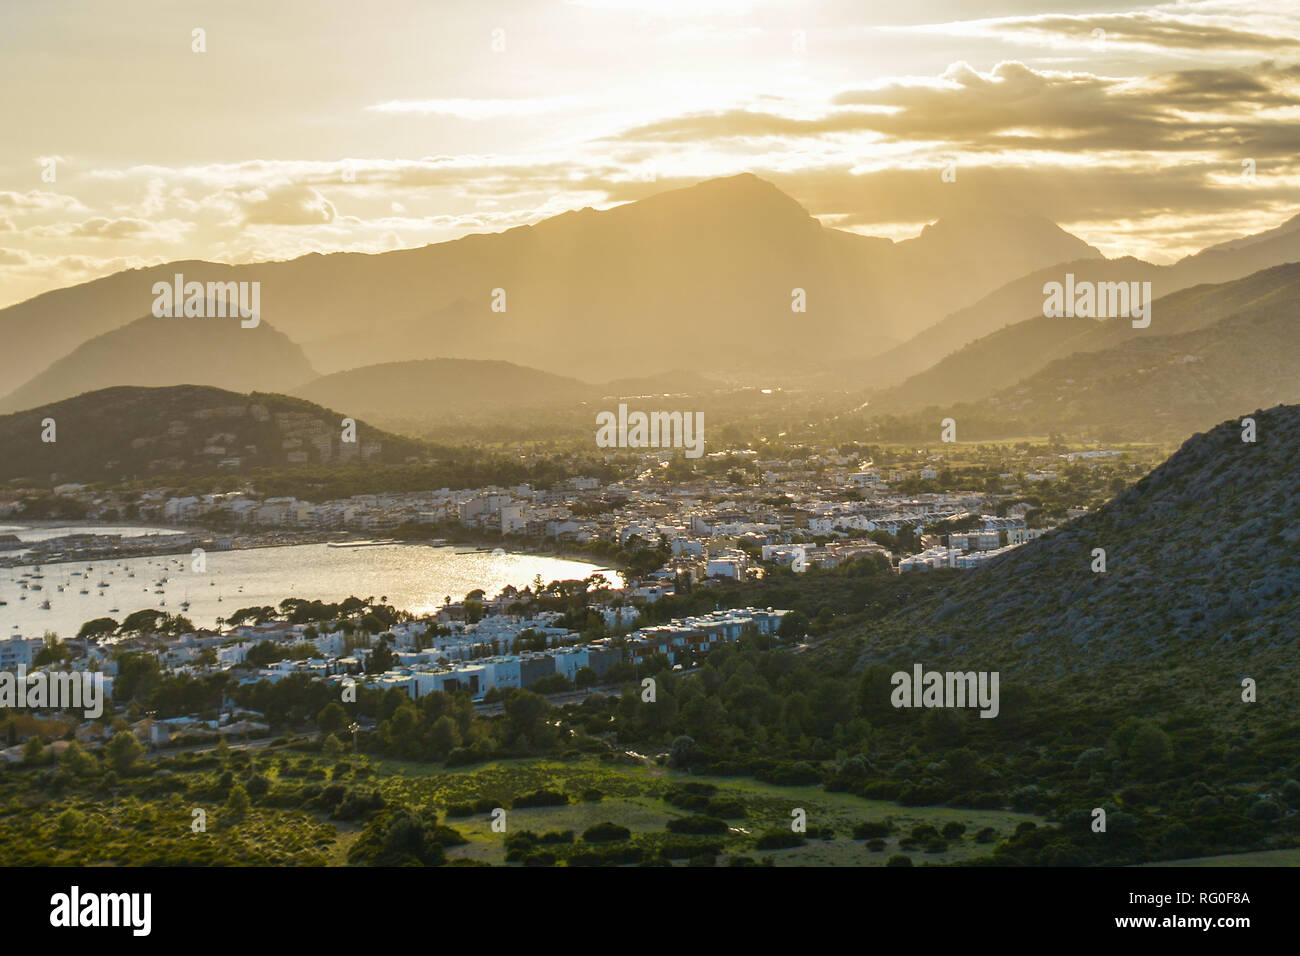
[998,13,1300,52]
[610,60,1300,158]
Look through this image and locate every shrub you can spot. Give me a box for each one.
[852,821,892,840]
[705,799,746,818]
[667,815,729,836]
[511,789,569,810]
[582,822,631,843]
[333,788,386,821]
[1250,799,1281,822]
[754,829,804,850]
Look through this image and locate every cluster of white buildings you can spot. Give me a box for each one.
[623,608,788,664]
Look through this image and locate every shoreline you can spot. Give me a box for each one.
[0,521,624,580]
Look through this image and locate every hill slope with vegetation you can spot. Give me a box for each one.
[0,385,424,485]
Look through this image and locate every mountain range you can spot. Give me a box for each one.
[0,174,1297,446]
[0,174,1099,402]
[869,212,1300,392]
[867,262,1300,439]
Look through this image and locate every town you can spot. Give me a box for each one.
[0,583,790,760]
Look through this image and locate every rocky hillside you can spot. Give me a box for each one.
[844,404,1299,691]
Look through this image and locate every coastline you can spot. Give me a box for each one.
[0,521,625,581]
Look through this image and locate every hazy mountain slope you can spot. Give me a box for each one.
[984,293,1300,438]
[1191,211,1300,255]
[0,314,316,414]
[842,404,1300,680]
[873,262,1300,413]
[887,211,1100,307]
[868,315,1099,413]
[0,175,1103,390]
[1174,211,1300,278]
[300,299,483,374]
[869,256,1160,390]
[0,385,422,484]
[870,208,1300,391]
[599,369,716,397]
[292,358,593,420]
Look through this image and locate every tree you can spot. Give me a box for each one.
[76,617,118,641]
[429,716,461,759]
[504,690,547,744]
[226,782,250,815]
[106,730,144,774]
[365,639,397,675]
[120,608,165,634]
[1128,721,1172,767]
[778,611,808,641]
[33,638,70,667]
[669,735,699,768]
[114,651,162,702]
[60,739,97,775]
[317,702,348,736]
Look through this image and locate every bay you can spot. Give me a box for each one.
[0,540,609,639]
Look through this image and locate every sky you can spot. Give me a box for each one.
[1,0,1298,308]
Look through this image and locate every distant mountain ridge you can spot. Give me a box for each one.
[0,174,1103,398]
[0,314,316,414]
[981,264,1300,438]
[870,261,1300,419]
[871,209,1300,391]
[291,358,594,420]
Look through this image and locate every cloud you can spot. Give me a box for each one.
[239,183,337,225]
[27,217,180,240]
[0,190,87,213]
[610,60,1300,157]
[0,248,33,266]
[921,11,1300,54]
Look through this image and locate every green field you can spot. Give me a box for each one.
[367,758,1041,866]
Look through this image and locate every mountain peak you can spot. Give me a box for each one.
[632,173,816,223]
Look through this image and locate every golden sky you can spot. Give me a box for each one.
[1,0,1298,308]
